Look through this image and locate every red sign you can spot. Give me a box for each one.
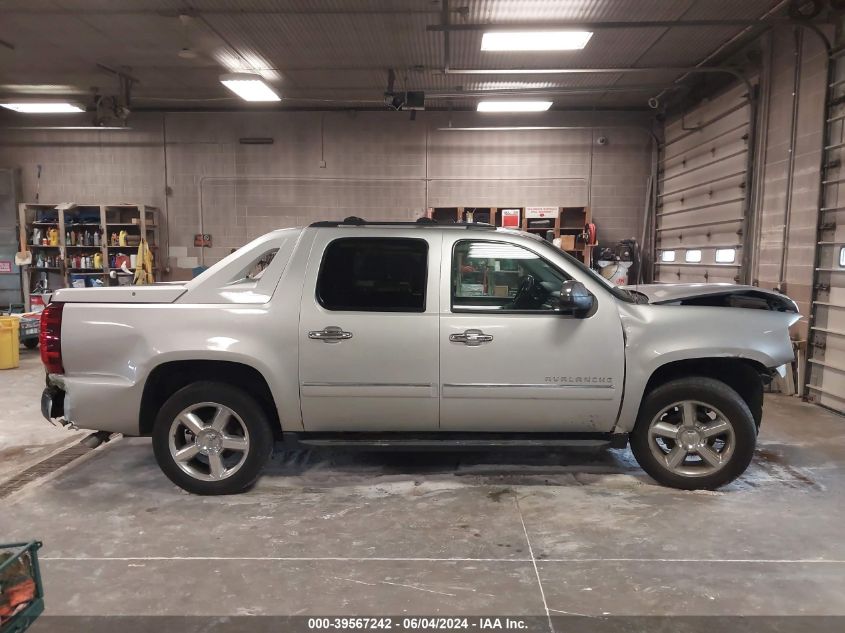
[0,261,12,274]
[500,209,520,228]
[194,234,213,248]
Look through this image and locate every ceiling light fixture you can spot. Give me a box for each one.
[481,31,593,51]
[219,73,280,102]
[0,101,84,113]
[438,126,576,131]
[477,100,552,112]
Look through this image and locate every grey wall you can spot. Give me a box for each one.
[0,110,653,271]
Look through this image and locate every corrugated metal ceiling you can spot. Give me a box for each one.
[0,0,785,110]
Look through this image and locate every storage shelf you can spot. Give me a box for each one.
[19,202,161,310]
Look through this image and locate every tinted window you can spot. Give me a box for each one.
[317,238,427,312]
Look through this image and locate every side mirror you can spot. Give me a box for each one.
[557,280,595,318]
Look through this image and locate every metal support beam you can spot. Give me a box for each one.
[426,19,825,32]
[441,66,741,76]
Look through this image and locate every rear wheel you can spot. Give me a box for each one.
[152,381,273,495]
[23,339,38,349]
[630,377,756,490]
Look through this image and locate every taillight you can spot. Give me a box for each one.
[40,302,64,374]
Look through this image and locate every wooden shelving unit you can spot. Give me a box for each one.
[18,203,160,310]
[427,205,595,264]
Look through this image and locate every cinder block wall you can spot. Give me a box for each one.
[0,109,653,271]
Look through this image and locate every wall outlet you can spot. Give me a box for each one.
[319,160,327,168]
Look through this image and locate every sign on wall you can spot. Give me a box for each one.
[194,234,213,248]
[0,261,12,274]
[500,209,521,228]
[525,207,557,219]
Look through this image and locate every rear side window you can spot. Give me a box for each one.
[317,238,428,312]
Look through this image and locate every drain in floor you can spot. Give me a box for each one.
[0,439,97,499]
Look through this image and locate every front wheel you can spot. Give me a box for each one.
[152,381,274,495]
[630,377,757,490]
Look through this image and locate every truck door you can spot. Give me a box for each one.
[298,229,440,431]
[438,235,625,432]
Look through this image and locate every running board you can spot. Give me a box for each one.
[282,432,628,451]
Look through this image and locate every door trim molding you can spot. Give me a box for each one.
[442,382,614,389]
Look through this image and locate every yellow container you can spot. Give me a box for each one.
[0,316,21,370]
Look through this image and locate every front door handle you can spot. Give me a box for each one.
[308,325,353,343]
[449,329,494,346]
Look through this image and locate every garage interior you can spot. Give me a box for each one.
[2,0,845,630]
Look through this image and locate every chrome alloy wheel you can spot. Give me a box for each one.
[168,402,250,481]
[647,400,735,477]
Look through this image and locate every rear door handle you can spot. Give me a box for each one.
[449,329,494,346]
[308,325,353,343]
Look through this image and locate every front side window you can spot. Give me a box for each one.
[452,240,570,312]
[317,238,427,312]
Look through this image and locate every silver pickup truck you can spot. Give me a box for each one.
[39,219,800,494]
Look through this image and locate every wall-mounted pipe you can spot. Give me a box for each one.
[777,27,804,292]
[427,18,826,32]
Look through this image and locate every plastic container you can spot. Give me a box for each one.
[0,541,44,632]
[0,316,20,370]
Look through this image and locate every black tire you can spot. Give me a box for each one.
[152,381,274,495]
[630,377,756,490]
[23,339,38,349]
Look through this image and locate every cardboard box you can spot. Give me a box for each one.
[493,285,510,297]
[559,235,576,250]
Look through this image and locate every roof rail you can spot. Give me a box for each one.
[309,216,497,230]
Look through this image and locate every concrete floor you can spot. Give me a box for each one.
[2,350,845,629]
[0,351,87,480]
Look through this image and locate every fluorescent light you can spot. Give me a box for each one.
[438,126,573,131]
[481,31,593,51]
[477,101,552,112]
[219,73,280,102]
[0,102,84,113]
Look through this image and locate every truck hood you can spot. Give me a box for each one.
[623,283,799,313]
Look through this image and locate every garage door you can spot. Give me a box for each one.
[655,82,752,284]
[806,48,845,412]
